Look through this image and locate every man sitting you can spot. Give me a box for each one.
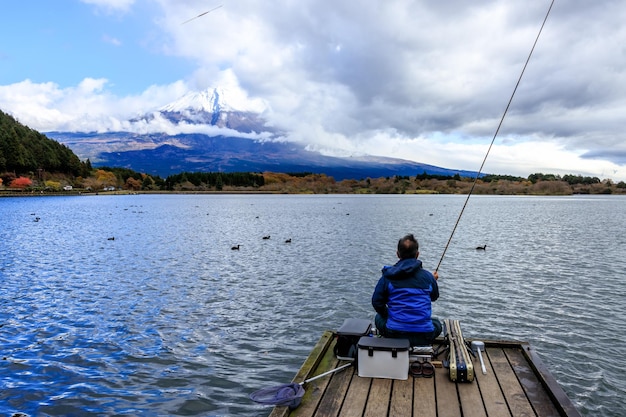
[372,234,442,346]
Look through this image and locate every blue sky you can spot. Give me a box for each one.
[2,0,626,182]
[1,1,193,93]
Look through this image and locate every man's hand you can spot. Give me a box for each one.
[434,271,439,280]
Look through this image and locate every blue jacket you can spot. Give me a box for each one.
[372,258,439,333]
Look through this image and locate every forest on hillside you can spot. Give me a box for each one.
[0,110,91,179]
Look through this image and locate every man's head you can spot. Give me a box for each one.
[397,234,419,259]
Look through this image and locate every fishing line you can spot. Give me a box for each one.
[435,0,555,273]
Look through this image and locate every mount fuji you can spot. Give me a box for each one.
[136,87,274,134]
[48,87,479,180]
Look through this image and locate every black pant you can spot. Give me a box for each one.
[375,314,442,346]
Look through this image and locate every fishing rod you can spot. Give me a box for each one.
[435,0,555,273]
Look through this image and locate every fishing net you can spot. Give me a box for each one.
[249,382,305,410]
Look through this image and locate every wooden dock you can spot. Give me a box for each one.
[268,331,581,417]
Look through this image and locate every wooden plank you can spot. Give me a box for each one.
[294,331,336,383]
[313,361,354,417]
[270,331,335,417]
[271,333,581,417]
[457,370,487,417]
[413,373,436,417]
[289,334,340,417]
[435,363,462,417]
[390,378,413,416]
[505,347,561,417]
[339,372,371,417]
[363,378,392,417]
[519,343,582,417]
[488,348,535,417]
[477,347,511,417]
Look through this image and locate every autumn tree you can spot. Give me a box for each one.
[44,180,61,191]
[125,177,142,190]
[95,169,118,188]
[9,176,32,188]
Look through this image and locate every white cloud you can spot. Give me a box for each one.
[2,0,626,182]
[102,34,122,46]
[0,78,188,132]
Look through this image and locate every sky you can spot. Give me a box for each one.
[1,0,626,182]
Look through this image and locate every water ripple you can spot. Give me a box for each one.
[1,194,625,416]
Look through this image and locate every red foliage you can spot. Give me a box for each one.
[9,176,33,188]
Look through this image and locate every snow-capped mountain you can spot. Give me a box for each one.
[135,87,273,134]
[49,87,480,180]
[160,86,267,114]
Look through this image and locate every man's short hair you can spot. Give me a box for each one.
[397,234,419,259]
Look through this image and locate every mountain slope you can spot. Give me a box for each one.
[49,132,477,180]
[47,87,481,180]
[0,109,84,175]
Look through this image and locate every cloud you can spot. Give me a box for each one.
[102,34,122,46]
[0,78,188,132]
[2,0,626,181]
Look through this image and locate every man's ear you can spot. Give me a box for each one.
[396,250,400,259]
[416,251,420,259]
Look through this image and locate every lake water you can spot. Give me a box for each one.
[1,194,625,416]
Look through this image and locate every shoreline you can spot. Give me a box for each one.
[2,189,625,198]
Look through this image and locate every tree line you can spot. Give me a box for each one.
[165,171,265,190]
